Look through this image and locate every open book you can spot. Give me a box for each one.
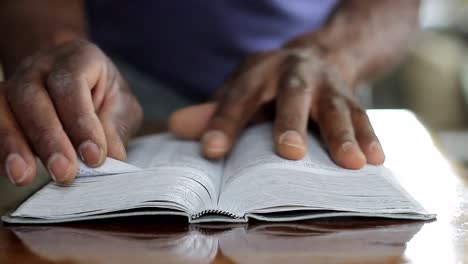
[3,123,435,224]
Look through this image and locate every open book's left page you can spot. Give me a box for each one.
[5,135,223,223]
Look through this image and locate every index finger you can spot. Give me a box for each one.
[201,80,264,159]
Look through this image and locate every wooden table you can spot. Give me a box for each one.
[0,110,467,264]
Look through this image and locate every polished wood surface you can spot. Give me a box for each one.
[0,110,467,264]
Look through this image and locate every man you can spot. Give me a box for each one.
[0,0,420,186]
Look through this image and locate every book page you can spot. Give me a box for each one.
[77,158,142,176]
[218,124,430,218]
[11,169,211,219]
[11,134,223,220]
[221,124,340,186]
[126,134,224,199]
[78,134,224,199]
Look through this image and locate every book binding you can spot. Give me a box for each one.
[192,209,242,220]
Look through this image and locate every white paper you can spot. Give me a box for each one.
[219,124,430,218]
[77,158,142,177]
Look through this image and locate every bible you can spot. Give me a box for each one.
[3,120,435,224]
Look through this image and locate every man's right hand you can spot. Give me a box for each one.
[0,39,143,186]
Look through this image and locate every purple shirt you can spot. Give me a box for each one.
[86,1,338,98]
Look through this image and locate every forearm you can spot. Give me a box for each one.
[0,0,87,77]
[286,0,421,88]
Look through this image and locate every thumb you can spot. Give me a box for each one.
[169,102,217,139]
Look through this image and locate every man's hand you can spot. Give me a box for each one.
[0,39,143,185]
[170,0,420,169]
[169,49,385,169]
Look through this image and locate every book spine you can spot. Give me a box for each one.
[191,209,242,220]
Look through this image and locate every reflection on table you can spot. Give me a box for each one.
[8,217,424,264]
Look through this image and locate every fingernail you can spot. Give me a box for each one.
[342,141,366,160]
[47,153,71,182]
[279,130,305,149]
[202,130,228,153]
[5,154,30,185]
[78,140,104,167]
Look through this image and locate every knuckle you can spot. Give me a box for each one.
[283,50,321,71]
[219,69,263,103]
[285,51,310,65]
[211,114,238,129]
[355,121,377,141]
[15,52,52,75]
[47,68,75,93]
[275,114,302,130]
[0,133,21,161]
[280,57,322,96]
[282,73,311,95]
[319,96,347,115]
[208,113,240,132]
[331,129,353,141]
[324,70,349,93]
[349,103,367,118]
[7,79,40,106]
[352,109,368,123]
[357,131,378,147]
[47,67,74,88]
[364,134,379,144]
[74,112,98,132]
[31,126,63,149]
[223,83,255,103]
[60,111,98,140]
[0,130,17,150]
[16,55,37,73]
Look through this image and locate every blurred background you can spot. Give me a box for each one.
[364,0,468,166]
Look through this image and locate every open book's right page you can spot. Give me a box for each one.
[217,124,434,221]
